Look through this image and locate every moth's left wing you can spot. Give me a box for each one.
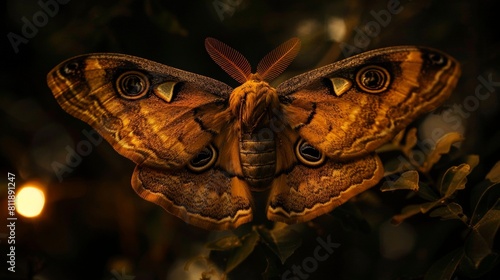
[277,46,461,159]
[267,46,460,223]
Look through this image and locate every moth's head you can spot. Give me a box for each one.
[205,37,301,84]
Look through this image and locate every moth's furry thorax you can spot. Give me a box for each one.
[229,79,280,133]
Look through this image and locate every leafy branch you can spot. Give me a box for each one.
[379,129,500,279]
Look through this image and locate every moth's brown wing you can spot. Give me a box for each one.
[267,126,384,223]
[133,166,252,230]
[267,46,460,223]
[277,46,461,159]
[47,54,252,230]
[48,53,232,167]
[132,122,253,230]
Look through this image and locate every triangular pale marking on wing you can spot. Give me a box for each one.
[329,77,352,96]
[154,81,178,103]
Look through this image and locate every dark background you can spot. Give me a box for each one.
[1,0,499,279]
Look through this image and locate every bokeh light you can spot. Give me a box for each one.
[15,185,46,218]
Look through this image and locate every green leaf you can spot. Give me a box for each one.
[464,228,492,269]
[424,247,464,280]
[392,197,446,224]
[463,154,480,171]
[402,127,418,155]
[469,181,500,225]
[256,225,302,264]
[417,182,440,201]
[459,251,499,278]
[420,132,464,172]
[206,235,242,251]
[473,198,500,247]
[470,180,500,225]
[393,129,406,146]
[429,202,467,223]
[464,198,500,269]
[486,161,500,183]
[439,163,471,198]
[381,170,419,192]
[225,230,260,273]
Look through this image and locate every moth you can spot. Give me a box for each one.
[47,38,460,230]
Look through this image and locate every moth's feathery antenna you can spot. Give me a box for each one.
[205,37,252,83]
[257,38,301,82]
[205,37,302,83]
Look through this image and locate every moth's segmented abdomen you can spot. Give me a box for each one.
[239,133,276,190]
